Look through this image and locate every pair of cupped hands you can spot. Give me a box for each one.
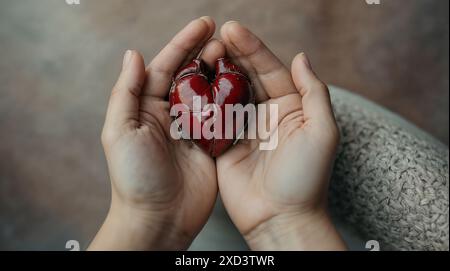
[89,17,346,251]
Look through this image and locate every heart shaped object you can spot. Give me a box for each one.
[169,58,254,157]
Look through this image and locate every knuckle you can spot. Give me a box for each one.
[168,40,191,55]
[111,79,143,98]
[306,80,329,98]
[110,86,121,98]
[316,80,329,94]
[327,120,341,147]
[101,128,116,147]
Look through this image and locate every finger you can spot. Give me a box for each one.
[220,21,297,102]
[291,53,334,124]
[104,50,146,132]
[143,16,215,98]
[200,39,226,69]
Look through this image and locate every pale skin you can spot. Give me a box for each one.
[89,17,346,251]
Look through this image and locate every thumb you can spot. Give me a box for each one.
[104,50,146,133]
[291,53,335,126]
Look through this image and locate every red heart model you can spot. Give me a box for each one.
[169,58,254,157]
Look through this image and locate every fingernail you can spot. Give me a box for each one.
[224,20,238,25]
[122,50,133,70]
[299,52,312,70]
[200,16,212,21]
[199,16,214,27]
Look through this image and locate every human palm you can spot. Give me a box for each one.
[216,22,340,238]
[98,17,224,248]
[105,101,217,236]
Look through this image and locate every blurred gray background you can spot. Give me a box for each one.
[0,0,448,250]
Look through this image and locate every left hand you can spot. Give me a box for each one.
[89,17,226,251]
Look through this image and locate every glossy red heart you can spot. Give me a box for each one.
[169,58,254,157]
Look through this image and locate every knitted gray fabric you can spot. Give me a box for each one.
[329,89,449,251]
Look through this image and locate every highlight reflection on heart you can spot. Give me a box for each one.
[169,58,254,157]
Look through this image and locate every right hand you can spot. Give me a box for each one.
[216,21,346,250]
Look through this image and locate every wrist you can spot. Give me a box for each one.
[89,199,192,251]
[244,209,347,251]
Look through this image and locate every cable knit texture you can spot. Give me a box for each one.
[329,93,449,251]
